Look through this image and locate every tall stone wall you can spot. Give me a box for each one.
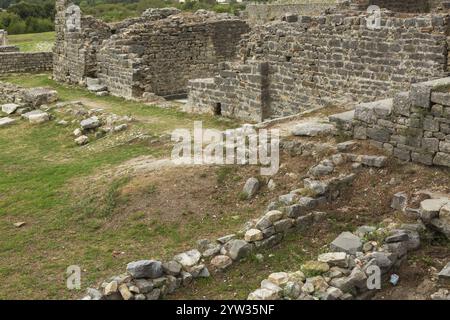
[53,2,250,98]
[97,13,250,99]
[0,52,53,74]
[368,0,449,13]
[187,11,450,121]
[187,61,270,122]
[53,0,112,84]
[353,77,450,168]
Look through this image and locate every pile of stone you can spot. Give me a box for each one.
[431,262,450,300]
[392,190,450,240]
[0,86,58,127]
[248,223,422,300]
[68,105,133,146]
[81,140,392,300]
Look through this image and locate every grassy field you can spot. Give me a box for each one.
[7,32,55,52]
[0,73,242,299]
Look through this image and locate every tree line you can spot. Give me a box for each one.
[0,0,251,35]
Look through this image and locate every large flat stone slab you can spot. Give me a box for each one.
[0,117,16,127]
[292,122,336,137]
[1,103,19,115]
[330,232,362,254]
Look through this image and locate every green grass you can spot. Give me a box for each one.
[7,32,55,52]
[0,73,241,299]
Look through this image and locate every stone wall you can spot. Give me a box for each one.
[0,46,19,53]
[243,1,339,25]
[53,1,250,98]
[0,52,53,74]
[97,12,250,99]
[187,61,270,122]
[53,1,112,84]
[353,77,450,168]
[368,0,449,13]
[187,11,450,121]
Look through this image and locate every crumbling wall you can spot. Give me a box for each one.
[187,61,270,122]
[244,1,338,25]
[187,12,450,121]
[53,0,111,84]
[368,0,448,13]
[97,11,250,99]
[353,77,450,168]
[0,52,53,74]
[54,2,250,98]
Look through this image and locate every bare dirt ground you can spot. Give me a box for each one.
[70,133,450,300]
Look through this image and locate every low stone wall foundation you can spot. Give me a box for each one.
[0,52,53,74]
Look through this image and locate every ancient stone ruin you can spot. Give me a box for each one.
[0,29,7,46]
[0,28,52,73]
[187,7,450,122]
[53,0,250,99]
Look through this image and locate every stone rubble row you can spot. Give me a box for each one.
[82,136,390,300]
[247,222,423,300]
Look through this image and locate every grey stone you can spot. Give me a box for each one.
[278,193,298,205]
[391,192,408,211]
[146,289,161,300]
[330,232,362,255]
[242,177,260,199]
[273,219,293,233]
[217,234,235,244]
[385,230,409,243]
[438,262,450,281]
[283,281,302,299]
[318,252,349,268]
[292,122,336,137]
[227,239,251,261]
[309,164,334,177]
[80,116,101,130]
[28,112,50,124]
[162,260,182,276]
[0,117,16,127]
[173,250,202,268]
[1,103,19,114]
[134,279,154,294]
[433,152,450,167]
[126,260,163,279]
[75,135,89,146]
[248,288,280,300]
[210,255,232,270]
[303,179,329,196]
[337,141,358,152]
[420,198,449,221]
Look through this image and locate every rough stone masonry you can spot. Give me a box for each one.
[187,7,450,122]
[352,77,450,168]
[53,0,250,99]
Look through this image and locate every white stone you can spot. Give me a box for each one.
[318,252,349,268]
[28,112,50,124]
[247,288,280,300]
[244,229,263,242]
[75,135,89,145]
[174,249,202,268]
[292,122,336,137]
[268,272,289,286]
[1,103,19,114]
[0,117,16,127]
